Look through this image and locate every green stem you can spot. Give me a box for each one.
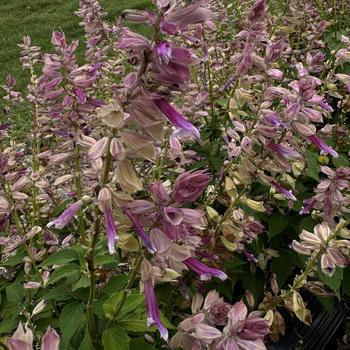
[0,340,9,350]
[280,220,350,303]
[213,189,246,238]
[30,67,40,226]
[2,181,43,284]
[74,141,86,244]
[108,252,143,324]
[86,131,115,340]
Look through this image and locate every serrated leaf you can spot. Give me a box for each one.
[60,302,84,350]
[41,285,71,301]
[269,213,289,239]
[102,326,129,350]
[104,275,129,296]
[48,264,80,285]
[41,248,79,266]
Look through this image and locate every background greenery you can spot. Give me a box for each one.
[0,0,151,135]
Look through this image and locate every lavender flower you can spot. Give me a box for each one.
[155,41,172,64]
[267,142,300,159]
[271,180,297,201]
[153,98,200,139]
[103,207,118,255]
[98,188,117,255]
[141,260,168,341]
[184,257,228,281]
[125,210,156,253]
[308,135,338,158]
[47,198,86,229]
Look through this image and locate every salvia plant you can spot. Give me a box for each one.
[0,0,350,349]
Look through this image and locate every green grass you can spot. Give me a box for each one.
[0,0,151,135]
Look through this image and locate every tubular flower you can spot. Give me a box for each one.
[216,301,269,350]
[271,180,297,201]
[98,188,117,255]
[141,259,168,341]
[124,209,156,253]
[184,257,228,281]
[153,98,200,140]
[308,135,338,158]
[47,196,90,229]
[291,222,349,276]
[7,324,60,350]
[172,170,211,204]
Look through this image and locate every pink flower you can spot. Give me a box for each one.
[172,170,211,204]
[217,301,269,350]
[7,324,60,350]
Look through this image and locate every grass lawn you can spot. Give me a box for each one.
[0,0,151,134]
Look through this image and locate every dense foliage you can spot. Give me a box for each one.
[0,0,350,349]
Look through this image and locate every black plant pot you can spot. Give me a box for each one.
[268,293,350,350]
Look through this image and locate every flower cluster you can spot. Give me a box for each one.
[171,291,269,350]
[1,0,350,348]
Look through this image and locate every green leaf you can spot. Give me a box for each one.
[317,266,343,297]
[241,269,265,303]
[272,250,302,286]
[79,326,95,350]
[41,285,71,301]
[48,264,80,285]
[333,154,349,168]
[306,150,320,181]
[316,296,335,316]
[343,266,350,297]
[102,326,129,350]
[116,294,145,320]
[6,282,25,304]
[130,338,156,350]
[0,318,19,334]
[95,255,117,265]
[299,216,316,232]
[103,291,123,320]
[269,212,289,239]
[2,249,25,267]
[41,248,79,266]
[118,319,154,332]
[72,274,90,291]
[59,302,85,350]
[104,275,129,296]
